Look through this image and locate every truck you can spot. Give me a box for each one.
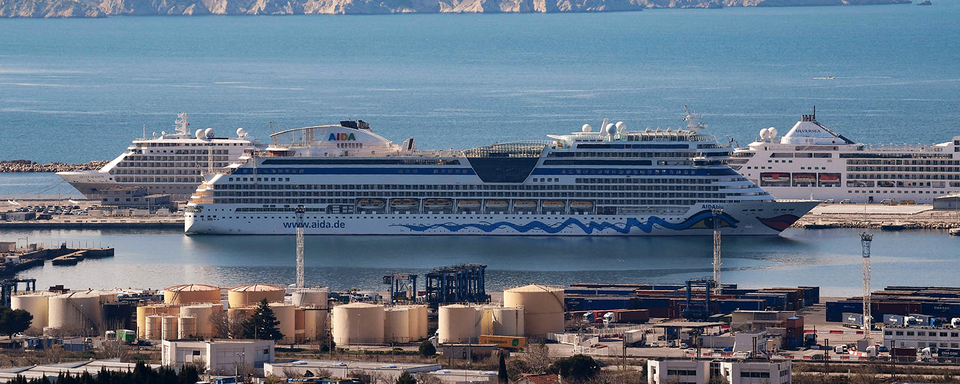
[479,335,527,350]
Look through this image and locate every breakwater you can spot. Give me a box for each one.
[792,203,960,231]
[0,160,108,173]
[0,246,114,277]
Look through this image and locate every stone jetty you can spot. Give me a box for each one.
[793,203,960,230]
[0,159,108,173]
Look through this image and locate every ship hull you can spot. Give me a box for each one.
[185,200,818,236]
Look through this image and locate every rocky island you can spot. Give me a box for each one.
[0,0,911,17]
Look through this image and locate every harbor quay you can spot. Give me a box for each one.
[5,270,960,383]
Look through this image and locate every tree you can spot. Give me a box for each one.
[550,354,600,382]
[242,299,284,341]
[0,307,32,336]
[419,340,436,357]
[395,371,416,384]
[498,352,508,384]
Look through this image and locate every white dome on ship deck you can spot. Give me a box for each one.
[581,124,592,133]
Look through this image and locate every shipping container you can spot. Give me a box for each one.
[939,348,960,358]
[479,335,527,350]
[799,286,821,306]
[842,312,864,326]
[634,297,671,309]
[565,288,637,296]
[883,314,905,326]
[716,299,766,314]
[826,301,862,322]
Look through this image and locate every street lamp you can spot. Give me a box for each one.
[235,351,245,383]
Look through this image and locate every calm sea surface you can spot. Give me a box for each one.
[2,4,960,296]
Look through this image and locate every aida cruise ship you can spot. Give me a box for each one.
[729,112,960,204]
[57,113,261,201]
[185,111,818,236]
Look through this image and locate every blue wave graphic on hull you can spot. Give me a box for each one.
[393,210,738,234]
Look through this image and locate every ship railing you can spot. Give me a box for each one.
[462,140,550,158]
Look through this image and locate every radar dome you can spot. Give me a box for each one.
[581,124,592,133]
[604,123,616,136]
[769,127,778,138]
[615,121,626,133]
[195,129,204,140]
[204,128,215,139]
[236,128,247,138]
[759,128,770,140]
[161,131,166,136]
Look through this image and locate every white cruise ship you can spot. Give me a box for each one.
[185,111,818,236]
[729,112,960,204]
[57,113,262,201]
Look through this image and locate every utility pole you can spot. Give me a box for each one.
[295,205,306,289]
[861,232,873,333]
[712,209,722,294]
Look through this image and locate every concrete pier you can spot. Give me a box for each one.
[794,203,960,230]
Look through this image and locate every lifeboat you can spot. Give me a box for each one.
[390,198,420,210]
[424,198,453,209]
[542,200,565,210]
[357,198,386,210]
[513,200,537,210]
[878,181,895,188]
[485,200,509,210]
[457,200,481,210]
[818,173,841,184]
[570,201,594,211]
[792,173,816,184]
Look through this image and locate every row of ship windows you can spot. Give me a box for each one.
[118,160,231,167]
[113,168,225,175]
[146,142,244,147]
[847,167,960,173]
[213,184,723,192]
[220,177,723,187]
[132,150,234,156]
[116,177,203,183]
[848,174,960,180]
[210,191,734,198]
[207,198,730,206]
[846,159,960,165]
[546,151,724,158]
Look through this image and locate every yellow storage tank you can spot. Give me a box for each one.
[180,303,222,338]
[303,308,328,341]
[292,288,329,309]
[438,304,479,344]
[161,315,178,340]
[11,293,51,333]
[164,284,221,305]
[504,284,564,337]
[144,315,162,340]
[270,303,296,344]
[178,316,197,339]
[384,308,411,343]
[492,307,525,336]
[404,305,426,342]
[332,303,384,345]
[228,284,284,308]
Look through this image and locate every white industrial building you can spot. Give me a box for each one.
[162,339,274,373]
[883,326,960,349]
[647,359,791,384]
[264,360,441,382]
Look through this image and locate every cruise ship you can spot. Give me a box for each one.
[185,111,818,236]
[729,112,960,204]
[57,113,261,201]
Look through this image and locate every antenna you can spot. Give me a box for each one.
[295,205,306,289]
[861,232,873,333]
[713,209,722,294]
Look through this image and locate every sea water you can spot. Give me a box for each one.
[1,4,960,295]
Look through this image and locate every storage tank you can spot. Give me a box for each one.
[303,308,328,341]
[145,315,162,340]
[294,308,306,343]
[11,293,50,333]
[480,306,495,336]
[227,307,254,323]
[178,316,197,339]
[180,303,222,338]
[418,305,428,339]
[384,308,411,343]
[47,291,102,334]
[493,307,525,336]
[96,290,119,304]
[270,303,296,344]
[438,304,479,344]
[164,284,220,305]
[136,305,166,338]
[161,315,178,340]
[228,284,284,308]
[405,305,423,342]
[292,288,329,309]
[332,303,384,345]
[504,284,564,337]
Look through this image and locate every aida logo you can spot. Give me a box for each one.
[328,132,356,141]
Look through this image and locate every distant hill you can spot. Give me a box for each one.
[0,0,911,18]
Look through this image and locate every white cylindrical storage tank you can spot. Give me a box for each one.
[180,303,221,338]
[48,291,102,334]
[417,305,428,339]
[270,303,296,344]
[12,293,50,333]
[405,305,424,342]
[438,304,479,344]
[164,284,221,305]
[161,315,178,340]
[178,316,197,339]
[303,308,328,341]
[504,284,564,337]
[332,303,384,345]
[384,308,411,343]
[145,315,162,340]
[292,288,329,309]
[493,307,525,336]
[228,284,284,308]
